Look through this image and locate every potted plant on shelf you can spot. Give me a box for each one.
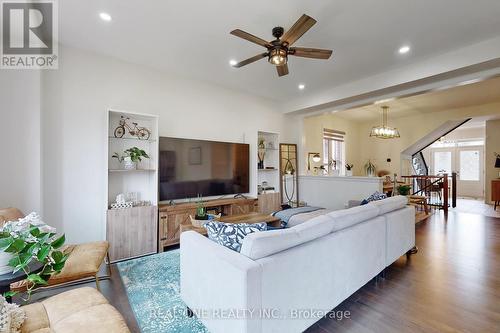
[345,163,354,177]
[0,213,67,299]
[364,160,376,177]
[328,159,341,176]
[112,147,150,170]
[397,184,411,196]
[190,196,207,227]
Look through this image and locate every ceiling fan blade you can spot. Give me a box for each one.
[281,14,317,46]
[289,47,332,59]
[276,64,289,77]
[233,53,268,68]
[230,29,271,48]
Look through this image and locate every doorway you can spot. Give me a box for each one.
[429,142,484,199]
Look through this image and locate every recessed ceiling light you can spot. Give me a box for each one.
[298,84,305,90]
[229,59,237,67]
[398,45,410,54]
[99,12,112,22]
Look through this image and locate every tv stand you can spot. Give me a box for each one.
[158,197,258,250]
[233,193,248,199]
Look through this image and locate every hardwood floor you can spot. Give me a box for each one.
[16,210,500,333]
[306,211,500,333]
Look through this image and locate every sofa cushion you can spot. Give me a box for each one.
[240,215,335,260]
[21,287,130,333]
[51,304,130,333]
[20,302,48,333]
[368,195,408,215]
[204,221,267,252]
[326,204,380,232]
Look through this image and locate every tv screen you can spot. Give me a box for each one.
[159,137,249,201]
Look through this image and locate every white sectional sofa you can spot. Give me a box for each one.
[180,196,415,333]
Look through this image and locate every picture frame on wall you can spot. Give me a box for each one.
[189,147,202,165]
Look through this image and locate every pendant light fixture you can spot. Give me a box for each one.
[369,106,400,139]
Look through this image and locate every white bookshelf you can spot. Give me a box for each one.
[257,131,280,194]
[105,109,159,261]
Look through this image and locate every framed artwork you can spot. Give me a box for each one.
[189,147,202,165]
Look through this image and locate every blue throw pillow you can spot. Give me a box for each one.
[204,221,267,252]
[360,191,387,205]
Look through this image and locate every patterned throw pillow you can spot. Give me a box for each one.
[204,221,267,252]
[360,191,387,205]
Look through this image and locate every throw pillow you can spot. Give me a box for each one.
[360,191,387,205]
[204,221,267,252]
[0,296,25,333]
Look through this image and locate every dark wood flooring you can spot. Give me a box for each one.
[16,210,500,333]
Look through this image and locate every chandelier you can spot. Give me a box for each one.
[369,106,400,139]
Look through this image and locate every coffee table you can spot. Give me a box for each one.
[180,212,282,236]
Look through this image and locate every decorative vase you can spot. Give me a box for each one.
[0,251,13,274]
[346,170,353,177]
[330,169,340,176]
[123,156,136,170]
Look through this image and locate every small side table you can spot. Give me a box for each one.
[0,262,43,302]
[492,180,500,211]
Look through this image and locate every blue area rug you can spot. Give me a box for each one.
[117,250,209,333]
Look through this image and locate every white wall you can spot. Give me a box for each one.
[0,71,41,215]
[41,45,288,243]
[299,176,383,209]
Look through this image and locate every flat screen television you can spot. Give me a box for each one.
[159,137,250,201]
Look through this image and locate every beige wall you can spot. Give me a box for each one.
[303,114,363,175]
[303,102,500,179]
[485,119,500,203]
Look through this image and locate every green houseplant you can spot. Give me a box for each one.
[195,195,207,220]
[0,213,67,299]
[397,185,412,196]
[112,147,150,170]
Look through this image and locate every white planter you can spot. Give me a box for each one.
[123,157,136,170]
[0,251,14,275]
[346,170,353,177]
[330,169,340,176]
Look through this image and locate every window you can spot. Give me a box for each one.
[323,128,346,174]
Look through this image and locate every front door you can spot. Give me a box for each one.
[457,147,483,198]
[429,145,484,198]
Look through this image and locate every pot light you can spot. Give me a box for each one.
[398,45,410,54]
[99,12,112,22]
[229,59,237,67]
[298,84,305,90]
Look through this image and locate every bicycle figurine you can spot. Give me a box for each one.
[114,116,151,140]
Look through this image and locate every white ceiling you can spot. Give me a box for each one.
[59,0,500,103]
[333,76,500,122]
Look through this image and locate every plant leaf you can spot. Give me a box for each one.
[30,227,41,237]
[0,236,13,251]
[27,274,48,285]
[51,250,64,263]
[5,239,26,252]
[51,234,65,249]
[3,291,17,298]
[37,244,51,262]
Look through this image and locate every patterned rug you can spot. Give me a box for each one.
[117,250,209,333]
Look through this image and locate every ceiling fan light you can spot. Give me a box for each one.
[269,48,288,66]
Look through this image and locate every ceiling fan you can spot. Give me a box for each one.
[230,14,333,77]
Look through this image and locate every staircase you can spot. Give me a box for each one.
[412,151,428,176]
